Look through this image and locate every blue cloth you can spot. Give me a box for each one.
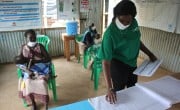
[49,100,94,110]
[30,63,50,75]
[17,63,50,79]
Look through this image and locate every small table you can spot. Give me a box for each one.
[62,34,79,61]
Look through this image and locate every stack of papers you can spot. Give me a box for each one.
[133,59,163,77]
[89,76,180,110]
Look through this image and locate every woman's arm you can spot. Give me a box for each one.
[140,41,157,61]
[103,60,117,104]
[32,44,51,63]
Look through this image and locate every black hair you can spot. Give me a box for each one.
[24,29,36,38]
[113,0,137,21]
[89,23,95,30]
[88,23,97,33]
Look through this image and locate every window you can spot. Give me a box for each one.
[102,0,109,33]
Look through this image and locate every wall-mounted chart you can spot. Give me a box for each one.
[57,0,79,20]
[0,0,42,31]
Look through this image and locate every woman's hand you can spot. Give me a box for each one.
[105,89,117,104]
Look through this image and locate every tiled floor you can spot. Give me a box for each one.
[0,57,179,110]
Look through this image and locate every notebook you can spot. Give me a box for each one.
[133,59,163,77]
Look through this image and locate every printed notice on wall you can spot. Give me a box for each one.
[44,0,57,18]
[80,0,89,12]
[0,0,42,32]
[135,1,178,33]
[57,0,79,20]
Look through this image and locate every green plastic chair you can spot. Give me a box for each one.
[37,35,50,52]
[37,35,57,102]
[76,35,102,90]
[75,34,83,42]
[90,45,102,90]
[84,45,102,90]
[17,35,57,107]
[83,50,89,69]
[83,46,93,69]
[91,57,102,90]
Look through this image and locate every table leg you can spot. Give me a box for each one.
[66,40,70,61]
[75,42,79,58]
[64,41,66,58]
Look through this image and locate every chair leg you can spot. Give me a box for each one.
[22,99,28,107]
[94,67,102,90]
[94,70,99,90]
[83,52,90,69]
[51,78,57,101]
[91,72,94,81]
[91,68,94,80]
[78,54,81,63]
[48,80,52,90]
[51,64,58,102]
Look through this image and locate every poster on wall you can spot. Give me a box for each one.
[44,0,57,18]
[135,2,178,33]
[0,0,42,32]
[80,0,89,12]
[57,0,79,20]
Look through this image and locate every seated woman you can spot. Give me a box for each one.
[81,23,100,50]
[81,24,102,69]
[15,29,51,110]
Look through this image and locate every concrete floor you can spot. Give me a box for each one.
[0,56,179,110]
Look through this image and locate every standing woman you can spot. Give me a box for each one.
[98,0,157,104]
[15,29,51,110]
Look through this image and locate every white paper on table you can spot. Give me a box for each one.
[136,76,180,104]
[89,86,169,110]
[89,76,180,110]
[133,59,163,77]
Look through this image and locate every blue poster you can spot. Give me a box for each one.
[0,0,42,31]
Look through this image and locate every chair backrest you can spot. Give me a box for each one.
[36,35,50,52]
[75,34,83,42]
